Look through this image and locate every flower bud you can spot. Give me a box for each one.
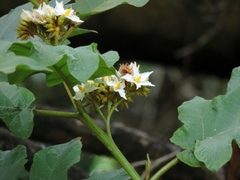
[57,15,66,26]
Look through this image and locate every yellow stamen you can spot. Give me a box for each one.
[64,9,71,16]
[115,82,121,89]
[78,86,85,92]
[134,76,141,83]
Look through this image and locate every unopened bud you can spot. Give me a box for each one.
[57,15,66,26]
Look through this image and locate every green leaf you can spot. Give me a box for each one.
[46,55,79,87]
[170,66,240,172]
[6,41,71,84]
[0,145,27,180]
[67,44,99,82]
[0,41,13,53]
[101,51,120,67]
[75,0,149,18]
[176,150,203,168]
[29,138,82,180]
[90,56,117,80]
[0,54,51,83]
[68,28,98,39]
[0,82,35,139]
[0,145,27,179]
[85,168,130,180]
[68,43,117,83]
[0,3,33,41]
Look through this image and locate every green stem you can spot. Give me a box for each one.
[105,99,124,138]
[78,111,142,180]
[59,25,79,45]
[29,0,39,8]
[94,101,106,121]
[54,33,59,46]
[149,157,179,180]
[34,109,78,118]
[63,82,77,109]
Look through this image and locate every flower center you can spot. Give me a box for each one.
[134,76,141,83]
[78,86,85,92]
[64,9,71,16]
[115,82,121,89]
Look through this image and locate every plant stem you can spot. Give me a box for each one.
[29,0,39,8]
[78,110,142,180]
[34,109,78,118]
[149,157,179,180]
[59,25,79,45]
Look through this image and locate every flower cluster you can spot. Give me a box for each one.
[17,1,83,43]
[73,62,154,110]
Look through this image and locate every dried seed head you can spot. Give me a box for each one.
[119,63,133,76]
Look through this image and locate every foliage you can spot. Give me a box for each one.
[0,145,27,180]
[0,82,35,139]
[0,0,239,179]
[85,168,130,180]
[170,67,240,172]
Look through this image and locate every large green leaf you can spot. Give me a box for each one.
[7,41,71,84]
[68,43,118,83]
[0,54,51,83]
[0,145,27,180]
[0,3,32,41]
[29,138,82,180]
[75,0,149,18]
[85,168,130,180]
[5,41,117,86]
[170,66,240,172]
[0,82,35,139]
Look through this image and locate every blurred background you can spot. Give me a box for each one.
[1,0,240,179]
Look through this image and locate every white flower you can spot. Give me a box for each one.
[21,3,55,24]
[106,75,127,100]
[21,1,83,24]
[73,80,98,101]
[38,2,56,17]
[21,10,34,22]
[54,1,83,23]
[121,62,155,89]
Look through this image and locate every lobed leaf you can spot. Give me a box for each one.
[85,168,130,180]
[0,82,35,139]
[170,66,240,172]
[29,138,82,180]
[0,145,27,180]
